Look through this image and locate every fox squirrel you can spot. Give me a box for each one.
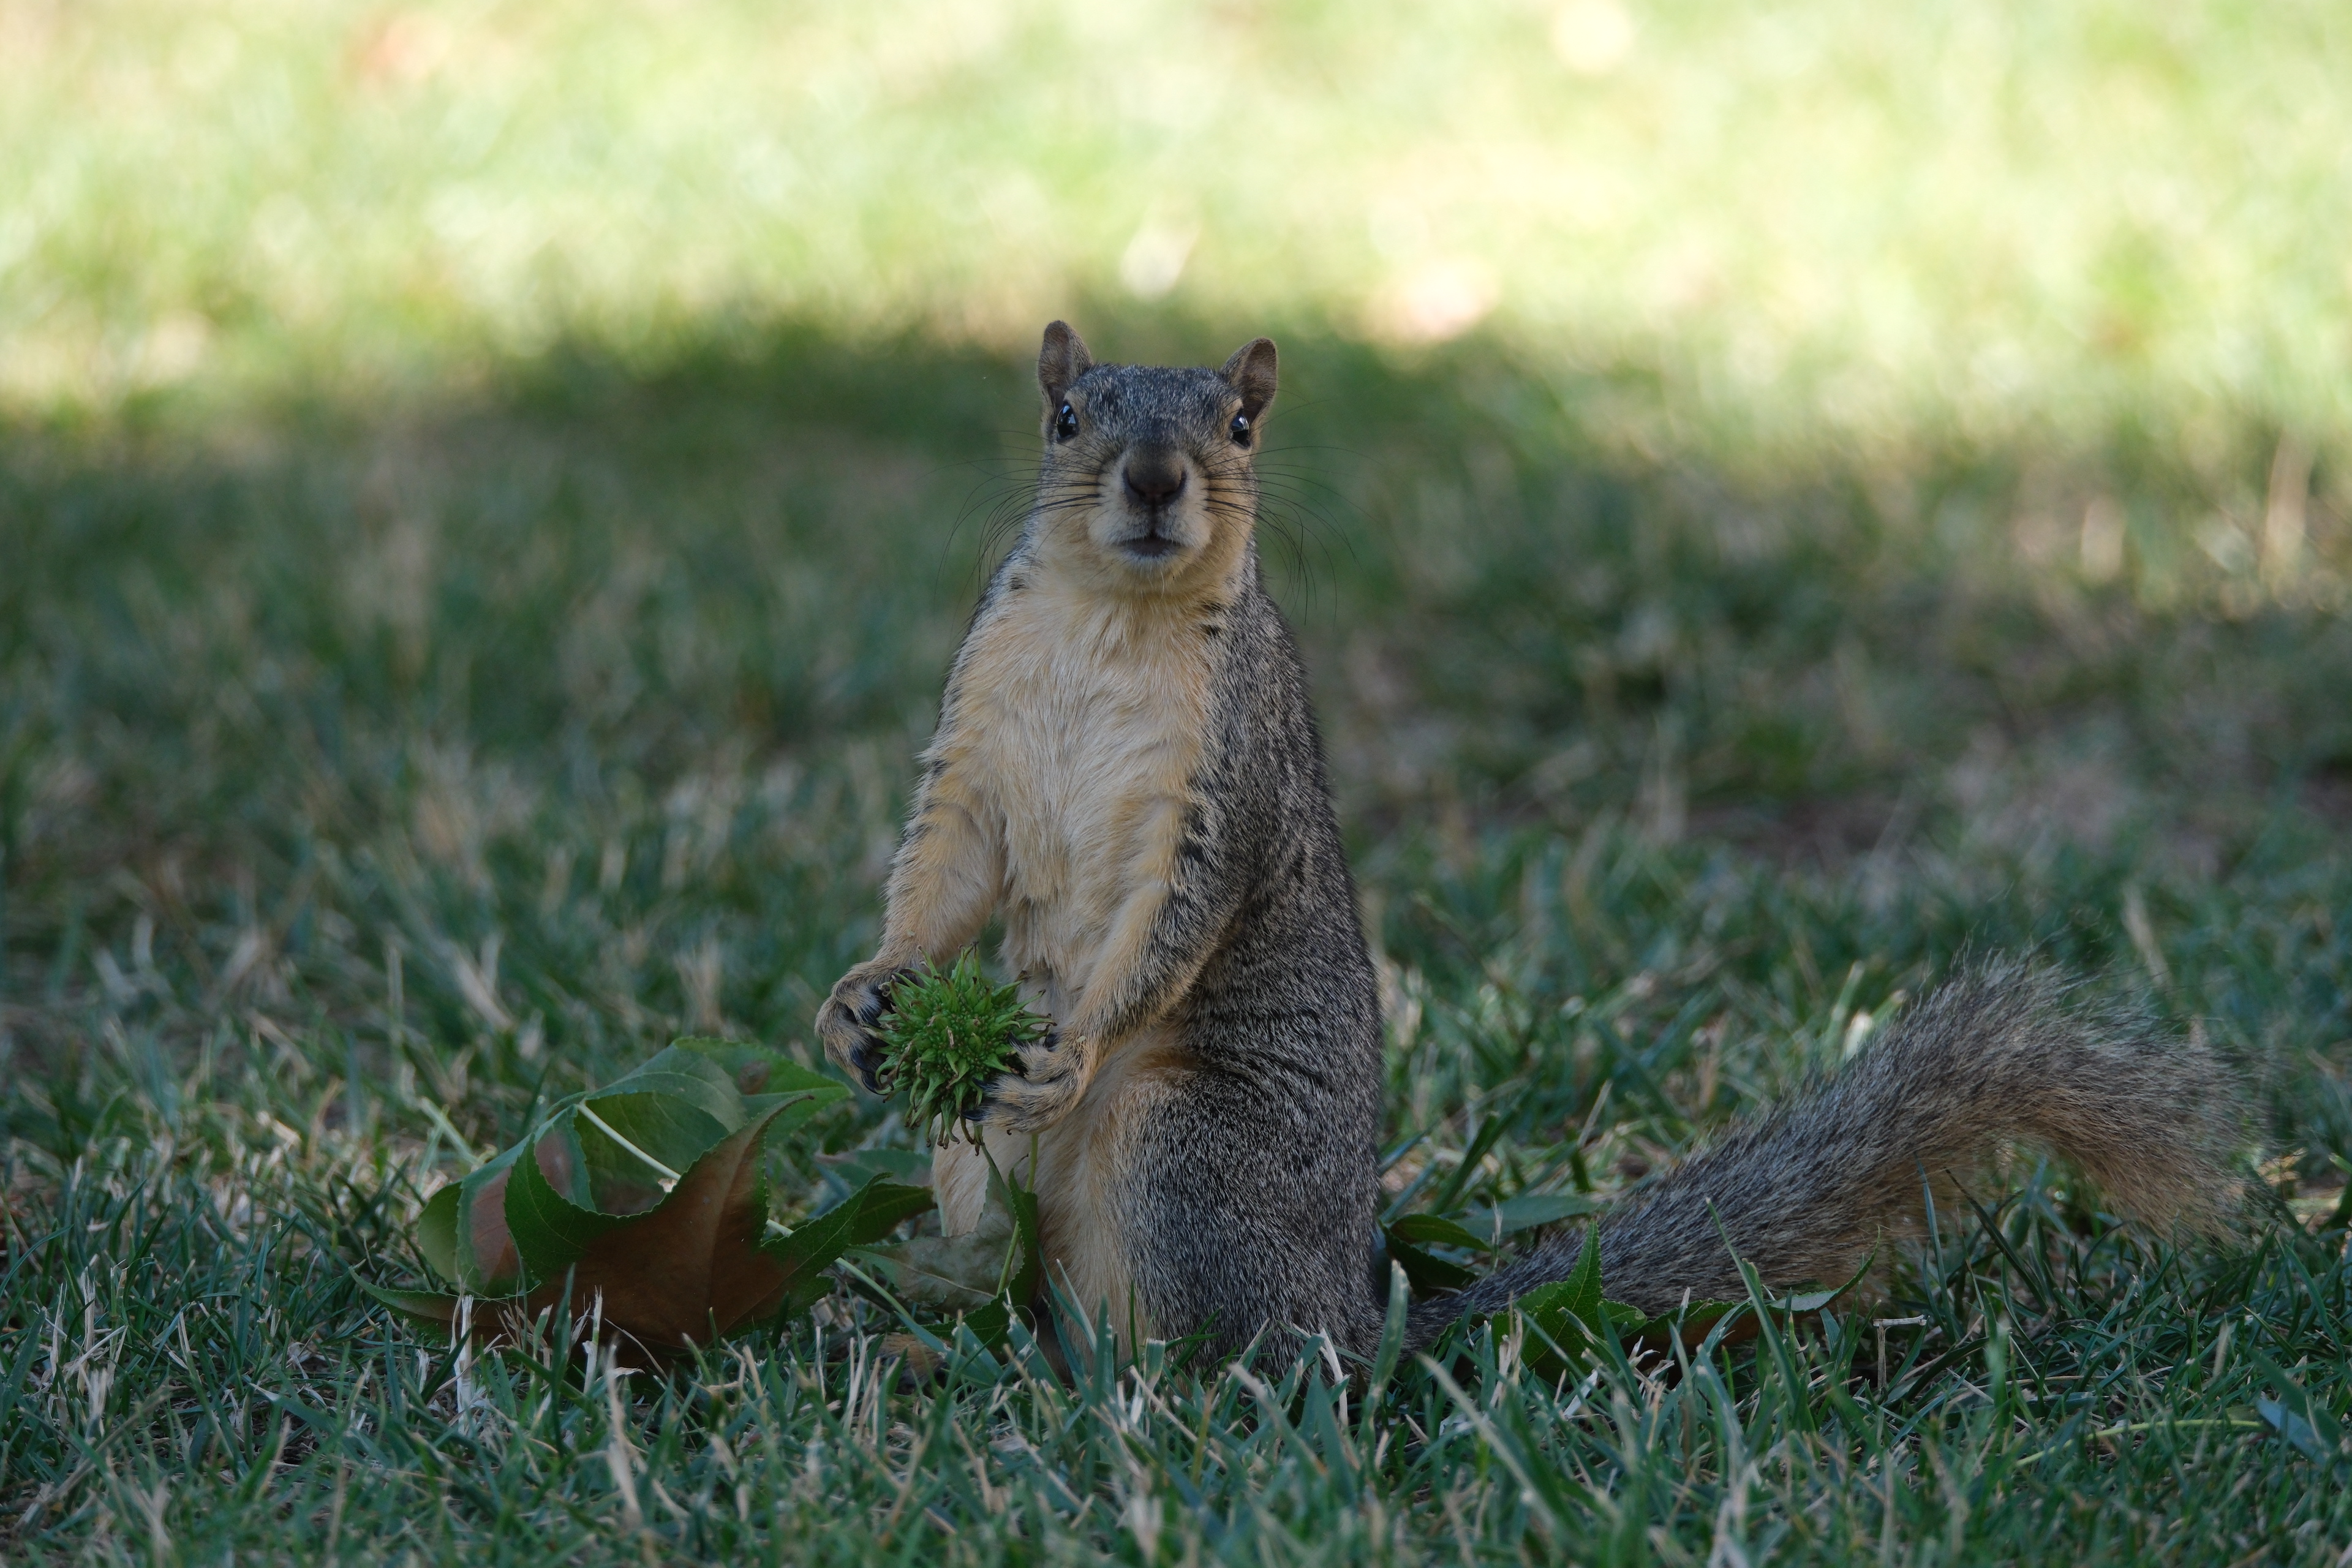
[817,322,2243,1360]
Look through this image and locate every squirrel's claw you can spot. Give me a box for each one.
[816,1008,888,1095]
[816,963,909,1095]
[977,1028,1090,1133]
[1016,1027,1065,1076]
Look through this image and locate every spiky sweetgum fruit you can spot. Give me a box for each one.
[874,954,1049,1146]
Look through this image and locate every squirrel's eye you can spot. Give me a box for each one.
[1055,402,1079,440]
[1229,412,1251,447]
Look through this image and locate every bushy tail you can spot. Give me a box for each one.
[1407,960,2245,1348]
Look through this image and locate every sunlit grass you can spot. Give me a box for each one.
[7,0,2351,470]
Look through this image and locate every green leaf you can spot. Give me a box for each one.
[1513,1225,1607,1374]
[1387,1236,1477,1294]
[595,1041,760,1124]
[819,1148,933,1191]
[1558,1222,1605,1322]
[989,1146,1044,1307]
[383,1035,869,1355]
[572,1090,730,1204]
[502,1107,633,1280]
[385,1100,852,1361]
[560,1042,845,1198]
[1461,1191,1600,1241]
[1387,1213,1498,1253]
[764,1175,937,1317]
[358,1281,462,1325]
[959,1298,1014,1351]
[669,1038,849,1106]
[858,1231,1004,1311]
[415,1182,462,1286]
[451,1141,532,1295]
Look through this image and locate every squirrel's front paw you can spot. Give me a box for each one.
[978,1029,1093,1133]
[815,962,910,1093]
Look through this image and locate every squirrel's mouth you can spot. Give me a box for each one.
[1120,530,1183,559]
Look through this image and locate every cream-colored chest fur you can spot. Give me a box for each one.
[923,579,1221,1334]
[946,581,1216,1019]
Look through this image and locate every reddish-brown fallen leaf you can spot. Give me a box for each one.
[374,1042,933,1360]
[399,1112,786,1362]
[380,1105,934,1363]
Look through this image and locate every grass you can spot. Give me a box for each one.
[6,0,2352,1560]
[4,324,2349,1564]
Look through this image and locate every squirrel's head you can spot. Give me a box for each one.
[1025,320,1277,597]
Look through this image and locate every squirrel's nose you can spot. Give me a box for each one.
[1122,449,1187,508]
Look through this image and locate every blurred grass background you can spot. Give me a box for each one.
[8,0,2352,471]
[4,0,2352,1560]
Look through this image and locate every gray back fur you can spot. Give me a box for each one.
[1118,569,1387,1355]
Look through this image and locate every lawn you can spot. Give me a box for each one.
[4,1,2352,1562]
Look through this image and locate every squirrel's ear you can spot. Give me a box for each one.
[1038,321,1094,408]
[1218,337,1278,422]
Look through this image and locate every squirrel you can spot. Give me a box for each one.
[816,322,2244,1363]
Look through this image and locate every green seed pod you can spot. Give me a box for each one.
[872,953,1049,1146]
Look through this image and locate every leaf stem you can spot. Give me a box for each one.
[576,1103,682,1187]
[576,1101,797,1240]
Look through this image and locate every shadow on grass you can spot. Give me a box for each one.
[4,315,2352,1114]
[2,310,2348,1100]
[3,318,2350,1567]
[7,309,2348,846]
